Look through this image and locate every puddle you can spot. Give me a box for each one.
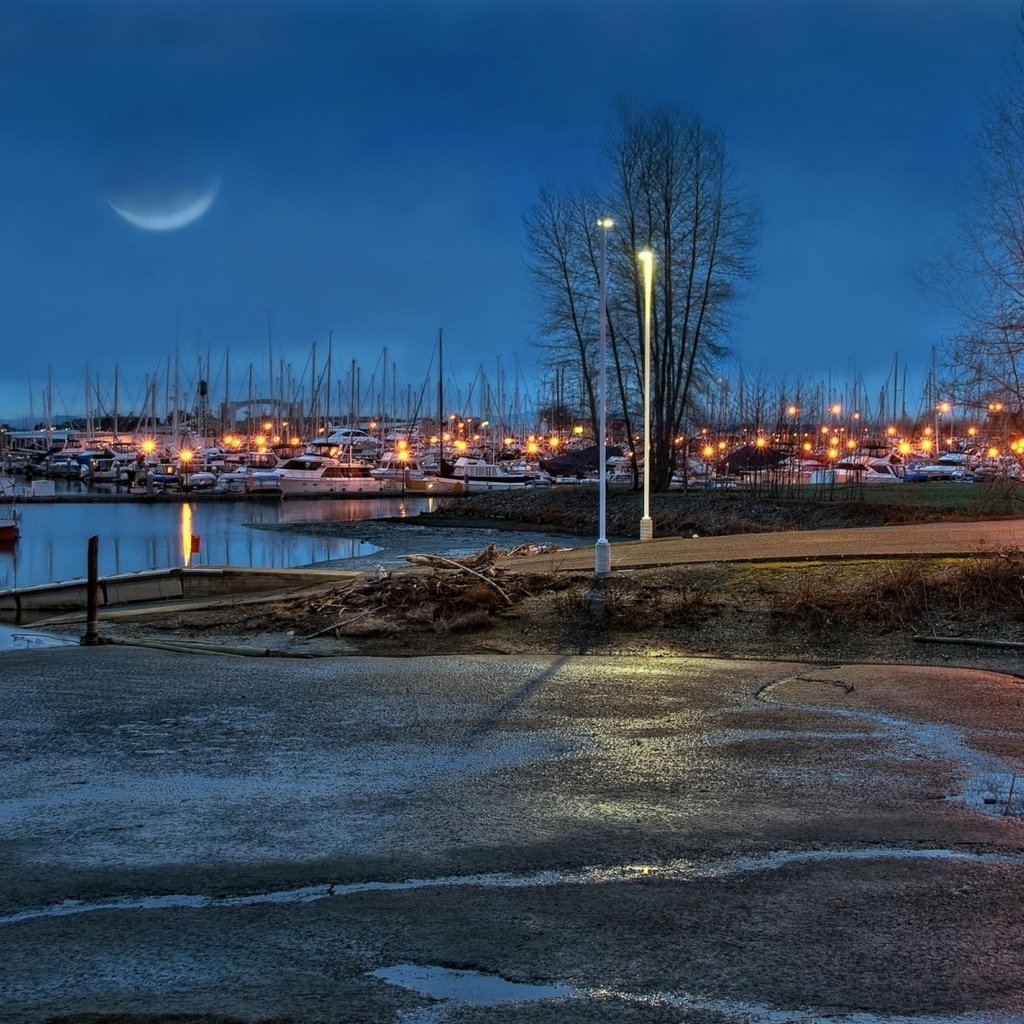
[758,681,1022,817]
[374,962,1023,1024]
[0,624,77,651]
[373,963,577,1007]
[4,845,1022,927]
[702,728,889,745]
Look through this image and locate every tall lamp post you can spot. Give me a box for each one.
[595,218,614,576]
[638,249,654,541]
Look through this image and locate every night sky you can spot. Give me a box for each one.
[0,0,1018,425]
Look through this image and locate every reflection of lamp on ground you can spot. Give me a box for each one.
[638,248,654,542]
[595,217,614,576]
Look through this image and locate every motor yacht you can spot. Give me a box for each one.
[267,455,385,496]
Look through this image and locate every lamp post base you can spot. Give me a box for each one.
[639,516,653,541]
[594,539,611,576]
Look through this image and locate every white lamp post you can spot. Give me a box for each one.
[595,217,614,576]
[638,249,654,541]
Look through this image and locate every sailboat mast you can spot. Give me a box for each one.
[437,328,444,466]
[325,331,333,430]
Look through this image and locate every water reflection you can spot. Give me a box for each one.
[275,496,440,523]
[0,497,440,592]
[181,503,194,568]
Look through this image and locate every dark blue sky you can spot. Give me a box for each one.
[0,0,1018,424]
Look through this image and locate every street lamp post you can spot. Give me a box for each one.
[595,218,614,576]
[638,249,654,541]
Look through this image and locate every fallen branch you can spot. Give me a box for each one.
[304,607,376,639]
[912,635,1024,650]
[401,554,512,604]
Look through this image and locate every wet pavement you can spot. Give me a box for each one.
[2,648,1023,1022]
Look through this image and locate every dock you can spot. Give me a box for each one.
[0,566,355,625]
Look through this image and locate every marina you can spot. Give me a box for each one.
[0,494,446,594]
[0,494,442,650]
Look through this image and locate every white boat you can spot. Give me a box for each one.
[267,455,385,496]
[215,464,282,493]
[903,453,971,482]
[370,451,469,493]
[439,456,540,492]
[810,461,903,485]
[307,428,381,460]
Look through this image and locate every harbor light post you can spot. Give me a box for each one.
[638,249,654,541]
[595,217,614,576]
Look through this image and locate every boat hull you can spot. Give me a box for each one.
[276,477,385,496]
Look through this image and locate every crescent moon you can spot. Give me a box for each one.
[105,177,220,232]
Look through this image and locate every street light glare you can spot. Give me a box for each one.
[597,217,614,229]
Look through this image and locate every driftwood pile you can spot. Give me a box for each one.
[264,543,570,641]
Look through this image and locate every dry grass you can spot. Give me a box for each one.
[770,561,931,634]
[552,578,711,630]
[942,549,1024,621]
[768,550,1024,635]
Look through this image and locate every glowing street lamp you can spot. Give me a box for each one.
[702,443,715,484]
[936,401,951,456]
[596,217,614,575]
[638,248,654,542]
[178,448,194,490]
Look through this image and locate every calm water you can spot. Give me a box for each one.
[0,495,441,593]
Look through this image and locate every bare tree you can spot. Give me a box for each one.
[525,187,642,480]
[948,14,1024,436]
[524,189,600,434]
[525,106,757,490]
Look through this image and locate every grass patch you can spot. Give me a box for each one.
[768,549,1024,635]
[770,561,930,634]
